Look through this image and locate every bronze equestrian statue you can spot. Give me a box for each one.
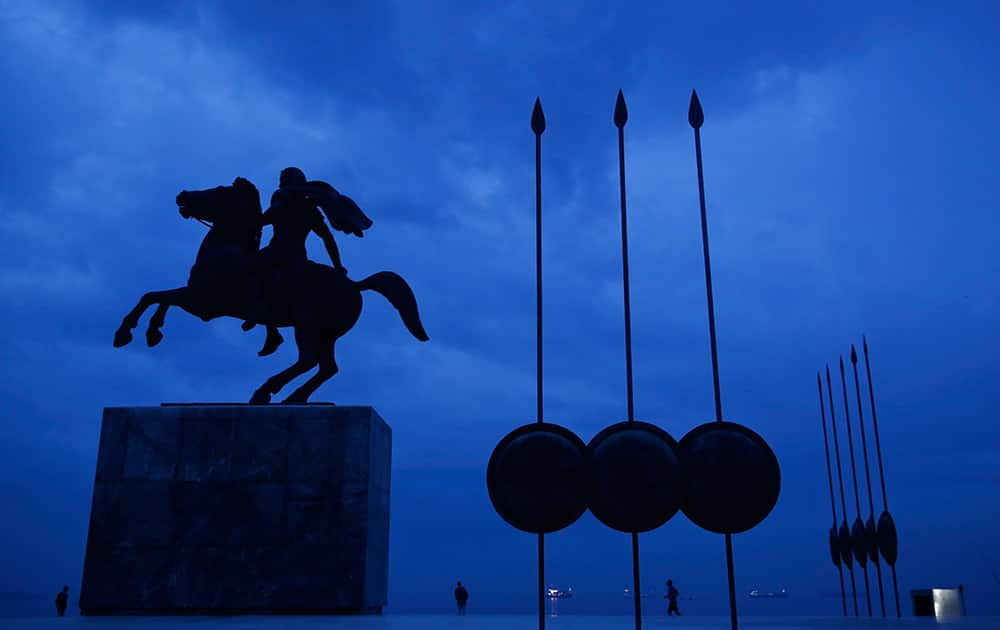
[112,170,428,403]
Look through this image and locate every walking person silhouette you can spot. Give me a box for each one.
[454,580,469,615]
[665,579,681,616]
[54,585,68,617]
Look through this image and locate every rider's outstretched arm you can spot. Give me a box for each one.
[312,220,344,270]
[257,193,278,234]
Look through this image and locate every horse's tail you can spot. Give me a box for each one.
[355,272,429,342]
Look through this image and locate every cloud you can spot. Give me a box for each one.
[0,0,619,454]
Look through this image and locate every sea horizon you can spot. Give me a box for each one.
[1,611,997,630]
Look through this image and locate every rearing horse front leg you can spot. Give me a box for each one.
[146,303,170,347]
[113,288,187,347]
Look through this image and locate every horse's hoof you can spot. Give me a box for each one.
[281,394,308,404]
[146,329,164,347]
[113,329,133,347]
[258,330,285,357]
[249,390,271,405]
[258,343,281,357]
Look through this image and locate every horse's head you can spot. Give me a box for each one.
[176,177,263,247]
[176,186,219,222]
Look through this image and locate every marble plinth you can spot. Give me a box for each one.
[79,405,391,615]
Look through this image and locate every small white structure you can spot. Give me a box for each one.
[911,585,966,618]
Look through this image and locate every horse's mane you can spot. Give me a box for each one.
[231,177,263,216]
[212,178,263,251]
[232,176,260,197]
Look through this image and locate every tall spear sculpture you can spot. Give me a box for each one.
[826,366,859,615]
[863,336,901,617]
[839,357,873,616]
[613,89,644,630]
[687,89,739,630]
[818,374,848,615]
[486,98,599,630]
[531,97,546,630]
[851,345,886,616]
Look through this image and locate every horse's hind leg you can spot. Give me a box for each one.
[283,335,338,403]
[249,327,320,404]
[114,288,182,347]
[146,304,169,347]
[258,326,285,357]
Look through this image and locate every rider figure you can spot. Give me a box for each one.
[243,166,350,356]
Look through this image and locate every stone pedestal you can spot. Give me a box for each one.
[79,405,391,615]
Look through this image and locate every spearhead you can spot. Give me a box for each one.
[839,356,845,373]
[531,97,546,135]
[614,89,628,128]
[851,345,858,364]
[688,89,704,129]
[863,335,869,356]
[826,364,831,380]
[817,372,822,388]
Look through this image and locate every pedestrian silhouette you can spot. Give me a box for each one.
[665,579,681,616]
[454,580,469,615]
[55,585,68,617]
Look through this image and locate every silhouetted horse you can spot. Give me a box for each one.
[113,177,428,403]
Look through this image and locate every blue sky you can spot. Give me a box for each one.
[1,0,999,617]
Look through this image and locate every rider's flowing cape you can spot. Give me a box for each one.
[287,180,373,238]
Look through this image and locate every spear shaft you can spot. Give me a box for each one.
[688,90,738,630]
[826,366,858,615]
[615,89,643,630]
[692,129,723,421]
[863,337,889,513]
[533,100,544,429]
[531,97,546,630]
[862,336,901,617]
[851,346,886,616]
[840,358,872,616]
[818,375,848,616]
[616,92,635,426]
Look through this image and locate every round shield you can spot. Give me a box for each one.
[586,421,682,532]
[829,525,841,567]
[877,510,898,565]
[486,422,590,534]
[851,517,867,566]
[678,421,781,534]
[838,520,853,568]
[865,515,879,564]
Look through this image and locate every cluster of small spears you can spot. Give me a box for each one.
[817,339,901,618]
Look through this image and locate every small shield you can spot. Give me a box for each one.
[877,510,898,565]
[829,525,841,567]
[851,517,867,566]
[865,515,879,564]
[838,521,853,568]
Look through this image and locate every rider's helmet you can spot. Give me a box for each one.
[279,167,307,188]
